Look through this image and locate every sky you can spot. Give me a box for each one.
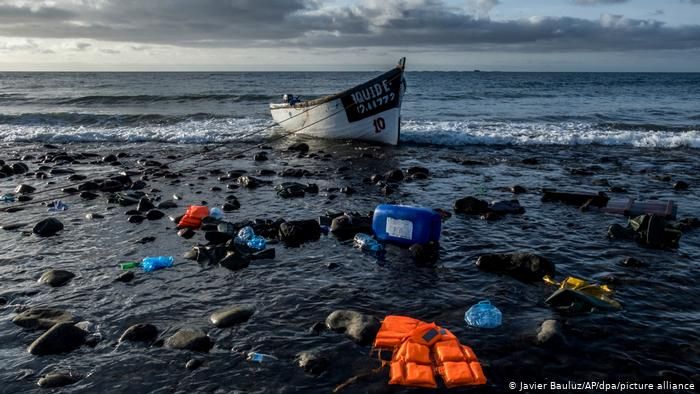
[0,0,699,71]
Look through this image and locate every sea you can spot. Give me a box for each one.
[0,71,698,147]
[1,72,699,393]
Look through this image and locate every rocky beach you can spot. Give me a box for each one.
[1,138,698,393]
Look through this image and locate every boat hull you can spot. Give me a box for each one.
[270,64,404,145]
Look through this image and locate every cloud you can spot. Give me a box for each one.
[466,0,499,19]
[0,0,697,54]
[574,0,628,5]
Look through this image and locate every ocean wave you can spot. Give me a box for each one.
[0,117,272,143]
[56,93,275,105]
[400,120,700,148]
[0,112,235,127]
[1,116,698,148]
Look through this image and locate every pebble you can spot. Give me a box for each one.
[85,213,104,220]
[38,269,75,287]
[146,209,165,220]
[127,215,145,224]
[210,306,255,328]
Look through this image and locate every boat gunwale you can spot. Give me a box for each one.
[269,63,405,111]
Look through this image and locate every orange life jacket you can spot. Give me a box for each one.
[373,315,486,389]
[177,205,209,229]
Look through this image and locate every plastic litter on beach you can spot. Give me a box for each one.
[544,275,621,312]
[353,233,385,257]
[464,300,502,328]
[372,204,441,246]
[608,214,682,249]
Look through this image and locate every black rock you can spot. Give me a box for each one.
[27,322,87,355]
[276,182,306,198]
[157,200,178,209]
[237,176,268,188]
[102,154,118,163]
[205,231,231,244]
[186,359,203,371]
[12,162,30,174]
[37,372,80,388]
[296,350,330,375]
[325,310,380,345]
[178,228,196,239]
[329,214,373,240]
[309,322,327,334]
[100,179,124,192]
[609,186,627,193]
[619,257,647,267]
[78,181,100,191]
[32,218,64,237]
[12,308,74,330]
[136,236,156,244]
[131,180,147,190]
[305,183,319,194]
[80,191,99,200]
[125,209,139,216]
[407,166,430,177]
[591,178,610,186]
[164,328,213,352]
[118,323,159,343]
[146,210,165,220]
[38,270,75,287]
[85,213,104,219]
[253,152,268,161]
[15,184,36,194]
[409,242,440,265]
[476,253,555,282]
[454,196,489,215]
[209,306,255,328]
[522,158,539,165]
[510,185,527,194]
[279,220,321,246]
[114,271,135,283]
[251,248,275,260]
[68,174,87,181]
[673,180,689,191]
[288,142,310,153]
[128,215,145,224]
[326,262,339,269]
[137,197,155,212]
[17,195,32,202]
[218,251,250,271]
[384,169,404,182]
[339,186,355,195]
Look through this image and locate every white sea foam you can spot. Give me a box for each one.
[1,117,698,149]
[400,120,700,148]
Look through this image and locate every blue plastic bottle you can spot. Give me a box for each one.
[209,207,224,220]
[1,194,15,203]
[354,233,385,257]
[141,256,174,272]
[246,352,278,363]
[372,204,441,246]
[464,300,502,328]
[247,235,266,251]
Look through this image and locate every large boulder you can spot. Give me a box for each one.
[209,306,255,328]
[32,218,64,237]
[38,270,75,287]
[164,328,213,352]
[12,308,74,330]
[475,253,555,282]
[27,322,87,355]
[325,310,380,345]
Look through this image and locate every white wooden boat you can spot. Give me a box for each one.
[270,58,406,145]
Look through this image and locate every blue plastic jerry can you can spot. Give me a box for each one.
[372,204,441,246]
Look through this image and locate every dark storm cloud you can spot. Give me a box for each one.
[0,0,699,52]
